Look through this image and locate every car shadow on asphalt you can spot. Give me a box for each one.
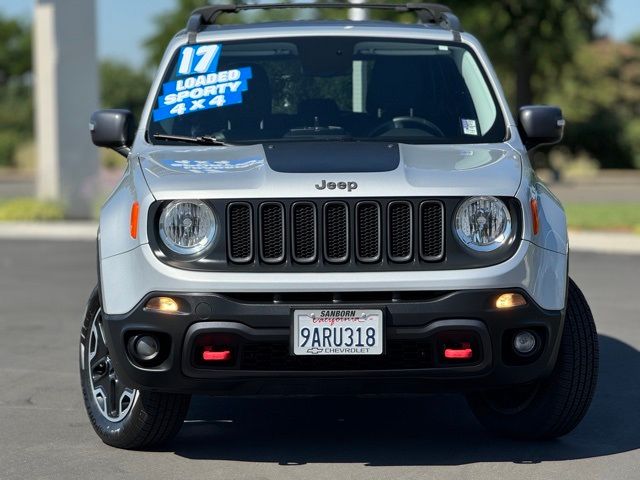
[168,334,639,465]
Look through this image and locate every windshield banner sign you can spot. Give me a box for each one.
[153,45,253,122]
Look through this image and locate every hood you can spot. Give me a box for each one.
[138,142,522,200]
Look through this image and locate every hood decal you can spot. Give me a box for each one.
[157,157,263,174]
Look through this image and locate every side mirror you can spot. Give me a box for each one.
[89,109,136,157]
[517,105,565,151]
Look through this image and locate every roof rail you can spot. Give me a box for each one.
[186,3,462,43]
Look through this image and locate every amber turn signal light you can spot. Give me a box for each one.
[530,198,540,235]
[130,201,140,239]
[496,293,527,309]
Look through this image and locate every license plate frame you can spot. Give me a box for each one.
[291,308,384,356]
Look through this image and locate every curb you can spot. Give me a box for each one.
[568,230,640,255]
[0,222,639,255]
[0,222,98,241]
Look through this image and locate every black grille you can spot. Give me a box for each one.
[227,203,253,263]
[240,340,433,370]
[356,202,381,262]
[420,201,445,261]
[259,203,285,263]
[291,202,317,263]
[388,201,413,262]
[324,202,349,263]
[224,198,445,267]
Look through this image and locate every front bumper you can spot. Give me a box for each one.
[100,239,568,316]
[103,288,564,396]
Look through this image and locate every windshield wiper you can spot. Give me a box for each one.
[153,133,229,146]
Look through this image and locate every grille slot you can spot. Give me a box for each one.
[324,202,349,263]
[388,201,413,262]
[291,202,317,263]
[355,201,381,262]
[420,201,445,261]
[227,202,253,263]
[259,202,285,263]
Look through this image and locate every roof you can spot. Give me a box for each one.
[184,3,462,43]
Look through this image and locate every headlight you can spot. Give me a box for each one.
[159,200,217,255]
[454,196,512,252]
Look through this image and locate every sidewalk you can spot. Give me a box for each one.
[0,221,639,255]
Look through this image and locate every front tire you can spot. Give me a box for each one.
[79,287,191,449]
[467,278,599,439]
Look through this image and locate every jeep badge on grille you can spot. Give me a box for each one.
[315,180,358,192]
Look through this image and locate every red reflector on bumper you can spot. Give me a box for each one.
[202,348,231,361]
[444,342,473,359]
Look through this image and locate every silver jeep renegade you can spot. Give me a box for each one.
[80,3,598,449]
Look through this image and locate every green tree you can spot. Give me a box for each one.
[0,14,32,166]
[628,31,640,48]
[373,0,606,107]
[0,14,31,86]
[100,60,151,120]
[547,39,640,168]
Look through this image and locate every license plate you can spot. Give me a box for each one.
[292,309,383,355]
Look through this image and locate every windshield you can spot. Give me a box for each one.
[148,36,506,145]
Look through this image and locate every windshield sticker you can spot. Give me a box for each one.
[177,44,222,76]
[153,45,253,122]
[461,118,478,136]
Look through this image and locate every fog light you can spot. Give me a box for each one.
[496,293,527,309]
[513,330,537,355]
[145,296,179,313]
[131,335,159,362]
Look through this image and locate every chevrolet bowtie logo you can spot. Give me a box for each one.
[306,347,323,355]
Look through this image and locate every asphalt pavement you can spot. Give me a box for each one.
[0,240,638,480]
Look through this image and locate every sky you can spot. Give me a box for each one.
[1,0,639,66]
